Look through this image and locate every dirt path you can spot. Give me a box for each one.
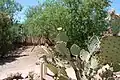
[0,46,47,79]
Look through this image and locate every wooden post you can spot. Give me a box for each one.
[40,61,47,80]
[43,63,47,79]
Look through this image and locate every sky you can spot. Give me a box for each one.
[15,0,39,22]
[111,0,120,14]
[15,0,120,23]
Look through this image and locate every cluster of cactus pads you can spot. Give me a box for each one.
[39,32,114,80]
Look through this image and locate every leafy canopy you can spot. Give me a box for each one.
[24,0,110,49]
[0,0,22,57]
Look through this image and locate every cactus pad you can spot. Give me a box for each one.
[56,32,68,42]
[97,36,120,71]
[70,44,81,55]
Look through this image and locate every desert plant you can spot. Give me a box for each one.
[38,32,114,80]
[97,36,120,72]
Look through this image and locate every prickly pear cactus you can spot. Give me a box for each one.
[40,32,115,79]
[56,32,68,42]
[97,36,120,72]
[88,35,101,54]
[70,44,81,56]
[55,41,71,59]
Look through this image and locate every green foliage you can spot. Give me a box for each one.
[0,0,23,57]
[10,24,24,43]
[0,12,12,57]
[24,0,69,38]
[97,36,120,72]
[0,0,23,42]
[24,0,110,50]
[0,0,22,20]
[65,0,110,48]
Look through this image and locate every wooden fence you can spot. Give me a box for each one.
[16,36,55,47]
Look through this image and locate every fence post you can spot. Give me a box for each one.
[40,60,47,80]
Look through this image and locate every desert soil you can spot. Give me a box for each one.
[0,46,53,79]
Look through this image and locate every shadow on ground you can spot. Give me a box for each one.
[0,46,29,65]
